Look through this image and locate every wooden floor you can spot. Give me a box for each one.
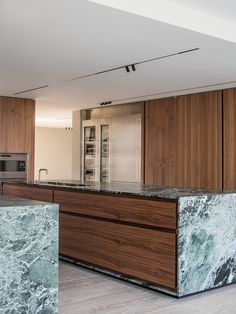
[59,261,236,314]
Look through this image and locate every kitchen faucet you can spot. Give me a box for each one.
[38,168,48,181]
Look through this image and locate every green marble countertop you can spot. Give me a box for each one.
[4,180,236,200]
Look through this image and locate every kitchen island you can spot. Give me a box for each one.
[2,181,236,298]
[0,195,58,313]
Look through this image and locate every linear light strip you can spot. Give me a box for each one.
[13,47,199,95]
[14,85,49,95]
[66,47,199,82]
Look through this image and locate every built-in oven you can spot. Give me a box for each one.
[0,153,27,180]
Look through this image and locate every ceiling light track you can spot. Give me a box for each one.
[14,85,49,95]
[65,47,199,82]
[13,48,199,95]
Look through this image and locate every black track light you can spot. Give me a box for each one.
[125,64,136,73]
[100,101,112,106]
[131,64,136,71]
[125,66,130,73]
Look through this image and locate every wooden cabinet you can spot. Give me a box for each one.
[144,91,222,189]
[56,189,177,290]
[54,190,176,230]
[2,184,53,202]
[0,96,35,180]
[3,183,177,291]
[176,91,222,189]
[60,213,176,289]
[223,88,236,189]
[144,97,177,186]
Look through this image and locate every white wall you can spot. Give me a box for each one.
[35,127,72,180]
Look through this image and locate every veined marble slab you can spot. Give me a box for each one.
[0,196,58,313]
[178,194,236,297]
[11,180,234,200]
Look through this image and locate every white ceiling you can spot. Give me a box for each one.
[0,0,236,127]
[170,0,236,23]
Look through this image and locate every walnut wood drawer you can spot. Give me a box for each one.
[54,190,177,230]
[60,213,176,290]
[3,184,53,203]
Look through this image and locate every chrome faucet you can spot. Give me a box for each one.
[38,168,48,181]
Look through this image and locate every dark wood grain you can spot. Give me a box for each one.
[223,88,236,190]
[145,97,177,186]
[60,213,176,290]
[176,91,222,189]
[144,91,222,189]
[54,190,177,230]
[3,184,53,202]
[0,96,35,180]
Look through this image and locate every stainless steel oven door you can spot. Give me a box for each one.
[0,153,27,179]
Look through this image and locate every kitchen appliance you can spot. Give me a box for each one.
[0,153,27,180]
[81,114,141,183]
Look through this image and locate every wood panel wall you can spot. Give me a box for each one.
[144,97,177,186]
[223,88,236,190]
[144,91,222,189]
[176,91,222,189]
[0,96,35,179]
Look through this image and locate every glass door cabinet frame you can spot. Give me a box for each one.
[81,119,110,182]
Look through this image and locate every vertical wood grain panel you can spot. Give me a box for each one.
[145,97,177,186]
[144,91,222,189]
[176,91,222,189]
[0,96,35,179]
[223,88,236,190]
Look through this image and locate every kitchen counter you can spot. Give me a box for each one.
[0,195,59,313]
[4,179,234,200]
[2,181,236,298]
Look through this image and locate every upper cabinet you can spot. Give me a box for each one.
[0,96,35,180]
[144,91,222,189]
[223,88,236,190]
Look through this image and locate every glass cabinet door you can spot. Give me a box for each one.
[100,125,109,182]
[84,126,96,181]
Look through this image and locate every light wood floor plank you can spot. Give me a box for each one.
[59,261,236,314]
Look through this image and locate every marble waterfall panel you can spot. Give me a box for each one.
[0,202,58,313]
[178,194,236,297]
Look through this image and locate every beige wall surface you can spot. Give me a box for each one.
[35,127,72,180]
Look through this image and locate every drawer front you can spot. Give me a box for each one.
[60,213,176,290]
[55,190,176,229]
[3,184,53,202]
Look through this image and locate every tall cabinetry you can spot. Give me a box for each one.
[81,104,142,183]
[144,91,222,189]
[0,96,35,180]
[82,119,110,182]
[223,88,236,190]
